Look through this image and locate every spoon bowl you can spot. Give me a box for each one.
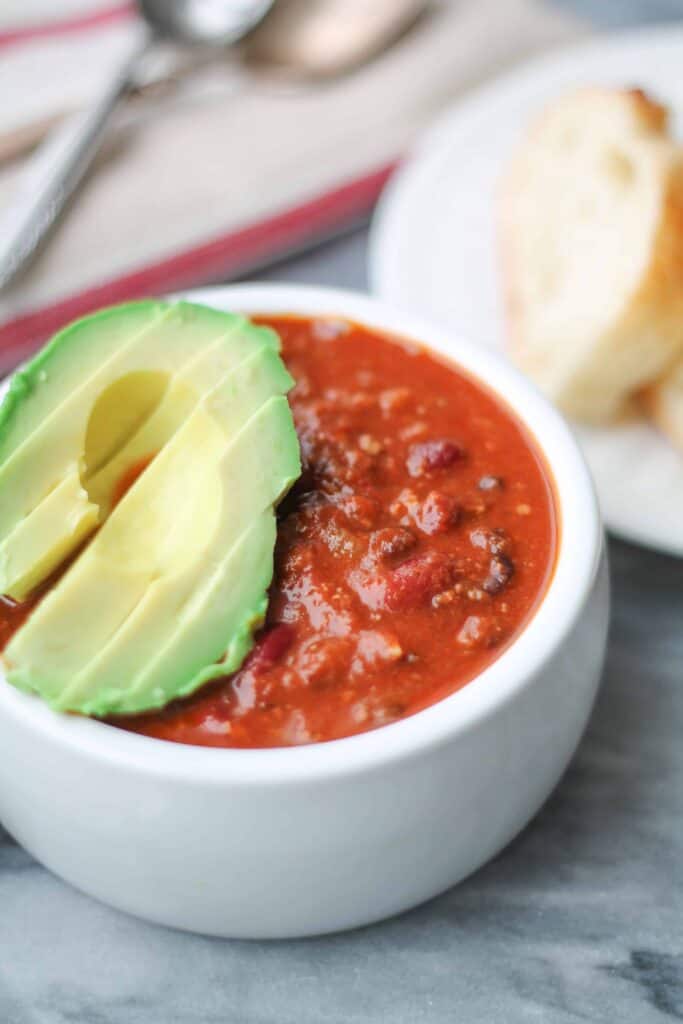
[138,0,275,46]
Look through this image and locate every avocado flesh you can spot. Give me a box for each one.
[0,475,99,601]
[60,399,297,715]
[126,512,276,710]
[5,361,300,716]
[55,346,295,709]
[0,301,167,467]
[0,302,243,534]
[5,409,225,701]
[130,510,277,711]
[82,326,278,516]
[0,304,278,598]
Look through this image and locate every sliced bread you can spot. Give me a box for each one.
[500,87,683,423]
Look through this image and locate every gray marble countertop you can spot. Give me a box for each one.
[3,3,683,1019]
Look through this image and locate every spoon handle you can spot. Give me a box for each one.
[0,24,153,293]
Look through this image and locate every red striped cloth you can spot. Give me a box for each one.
[0,0,584,365]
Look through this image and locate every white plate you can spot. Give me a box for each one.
[370,24,683,556]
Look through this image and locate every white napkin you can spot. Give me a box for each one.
[0,0,585,365]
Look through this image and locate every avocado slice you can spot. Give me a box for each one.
[4,341,300,715]
[0,474,99,601]
[0,302,279,599]
[0,301,167,467]
[81,320,278,516]
[68,395,296,713]
[130,508,277,709]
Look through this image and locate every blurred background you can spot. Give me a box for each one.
[0,0,678,369]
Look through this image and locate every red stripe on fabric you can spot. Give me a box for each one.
[0,4,133,49]
[0,162,396,368]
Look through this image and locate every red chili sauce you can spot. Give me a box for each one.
[0,315,557,747]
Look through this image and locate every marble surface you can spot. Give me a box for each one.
[2,515,682,1023]
[4,2,683,1019]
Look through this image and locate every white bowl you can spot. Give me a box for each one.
[0,284,608,939]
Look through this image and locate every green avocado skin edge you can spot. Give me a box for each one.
[1,301,302,719]
[7,566,271,718]
[6,608,265,716]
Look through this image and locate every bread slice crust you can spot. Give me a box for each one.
[500,87,683,423]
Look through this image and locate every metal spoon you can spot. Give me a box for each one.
[0,0,274,291]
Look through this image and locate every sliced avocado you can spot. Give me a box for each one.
[0,301,168,467]
[5,345,300,716]
[5,410,226,698]
[67,392,296,713]
[82,322,278,516]
[132,509,277,708]
[0,302,245,533]
[0,302,278,598]
[0,474,99,601]
[127,512,276,710]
